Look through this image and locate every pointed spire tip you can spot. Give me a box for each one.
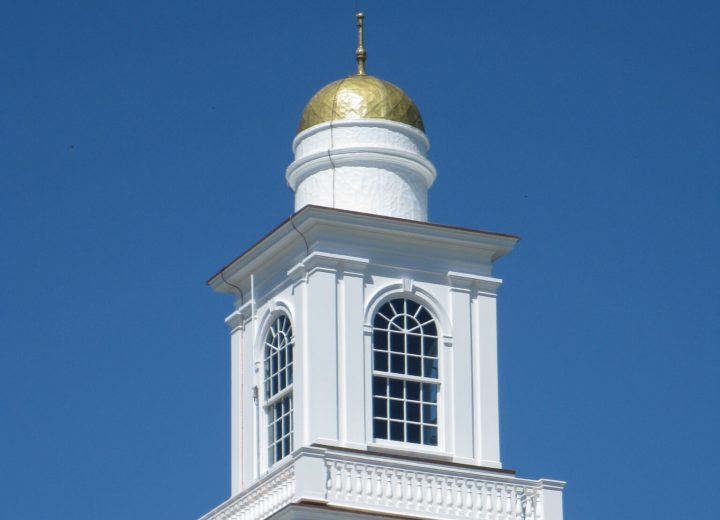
[355,12,367,75]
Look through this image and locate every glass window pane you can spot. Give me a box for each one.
[283,436,291,457]
[389,379,404,398]
[373,376,387,397]
[422,383,438,403]
[373,330,388,350]
[423,426,438,446]
[275,442,283,461]
[373,397,387,418]
[390,421,404,441]
[407,401,421,422]
[407,423,421,444]
[423,404,438,425]
[389,332,404,352]
[378,302,393,318]
[416,307,431,324]
[406,299,420,316]
[407,334,421,355]
[423,358,438,379]
[390,354,405,374]
[373,419,388,439]
[283,413,290,432]
[374,351,388,372]
[423,320,437,337]
[406,381,420,401]
[423,337,438,357]
[407,355,422,376]
[389,399,404,420]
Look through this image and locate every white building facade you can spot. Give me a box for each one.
[201,13,564,520]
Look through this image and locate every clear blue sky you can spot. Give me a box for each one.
[1,1,718,518]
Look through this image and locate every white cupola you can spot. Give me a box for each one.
[201,12,565,520]
[286,13,436,221]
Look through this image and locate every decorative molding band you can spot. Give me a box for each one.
[199,447,564,520]
[286,147,437,190]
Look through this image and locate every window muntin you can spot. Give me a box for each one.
[371,298,439,446]
[264,314,294,465]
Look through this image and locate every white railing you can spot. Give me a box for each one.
[199,447,563,520]
[325,458,542,520]
[201,465,295,520]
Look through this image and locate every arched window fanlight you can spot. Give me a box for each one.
[264,314,294,465]
[371,298,439,446]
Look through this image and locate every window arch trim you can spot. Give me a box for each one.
[364,283,450,341]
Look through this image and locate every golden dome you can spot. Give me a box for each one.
[297,74,425,134]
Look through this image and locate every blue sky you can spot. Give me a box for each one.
[1,1,718,518]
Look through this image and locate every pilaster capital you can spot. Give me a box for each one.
[447,271,503,296]
[288,252,369,281]
[225,310,246,333]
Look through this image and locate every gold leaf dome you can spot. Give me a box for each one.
[297,74,424,134]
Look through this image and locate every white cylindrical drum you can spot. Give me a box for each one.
[286,119,436,222]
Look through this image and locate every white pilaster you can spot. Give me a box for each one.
[338,258,369,448]
[447,279,475,464]
[226,310,246,495]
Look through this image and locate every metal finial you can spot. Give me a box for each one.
[355,12,366,75]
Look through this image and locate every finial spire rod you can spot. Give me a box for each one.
[355,12,367,75]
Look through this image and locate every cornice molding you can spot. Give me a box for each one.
[448,271,503,296]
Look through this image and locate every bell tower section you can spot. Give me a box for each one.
[200,12,565,520]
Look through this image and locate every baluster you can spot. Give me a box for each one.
[361,465,371,504]
[474,481,483,519]
[395,469,404,507]
[463,479,472,517]
[374,467,383,505]
[354,464,363,501]
[413,472,423,510]
[444,477,453,515]
[457,478,466,516]
[435,476,444,512]
[385,468,394,506]
[333,461,343,499]
[534,488,542,520]
[425,475,434,512]
[343,463,352,501]
[514,487,522,520]
[493,483,502,516]
[505,485,514,520]
[485,482,494,516]
[363,465,373,503]
[326,463,333,499]
[407,471,416,510]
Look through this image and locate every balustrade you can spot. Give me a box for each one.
[325,458,541,520]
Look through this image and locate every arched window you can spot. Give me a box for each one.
[371,298,439,446]
[263,314,294,466]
